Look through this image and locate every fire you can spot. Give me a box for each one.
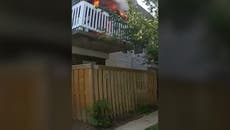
[118,10,128,20]
[98,0,127,20]
[92,0,128,22]
[109,3,118,10]
[99,0,118,10]
[118,10,125,17]
[93,0,100,7]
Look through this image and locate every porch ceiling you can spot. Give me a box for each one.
[72,32,130,53]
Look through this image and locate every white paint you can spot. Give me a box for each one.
[137,0,156,17]
[72,1,127,38]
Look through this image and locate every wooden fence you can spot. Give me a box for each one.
[72,64,157,122]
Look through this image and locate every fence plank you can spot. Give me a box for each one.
[127,72,131,112]
[120,71,124,115]
[75,69,81,121]
[129,72,134,112]
[72,70,77,120]
[113,71,119,117]
[85,68,95,122]
[106,70,112,117]
[119,71,124,116]
[124,71,129,114]
[134,72,138,107]
[93,69,99,101]
[79,69,87,122]
[72,64,157,121]
[103,69,108,100]
[141,72,144,105]
[153,72,157,104]
[84,69,89,122]
[98,69,103,100]
[116,71,121,117]
[110,70,116,118]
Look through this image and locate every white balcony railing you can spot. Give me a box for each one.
[72,1,128,40]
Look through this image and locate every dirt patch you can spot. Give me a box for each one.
[72,106,158,130]
[72,115,145,130]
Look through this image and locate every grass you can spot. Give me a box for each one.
[145,124,158,130]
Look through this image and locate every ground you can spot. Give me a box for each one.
[115,111,158,130]
[72,111,158,130]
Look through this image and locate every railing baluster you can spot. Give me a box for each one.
[89,7,93,28]
[120,23,122,38]
[118,22,120,37]
[108,18,111,35]
[91,8,94,28]
[78,6,81,17]
[72,1,128,41]
[104,15,107,33]
[118,23,120,38]
[112,19,114,36]
[103,14,106,32]
[100,13,104,32]
[111,17,113,36]
[78,2,84,27]
[115,21,117,36]
[71,9,73,27]
[92,9,95,29]
[95,10,98,30]
[88,8,91,27]
[84,6,88,25]
[98,11,101,31]
[115,22,117,37]
[106,15,109,34]
[72,9,75,28]
[76,7,79,25]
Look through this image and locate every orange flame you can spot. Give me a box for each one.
[92,0,128,20]
[93,0,100,7]
[118,10,125,17]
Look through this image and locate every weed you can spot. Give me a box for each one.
[87,99,112,128]
[135,104,153,114]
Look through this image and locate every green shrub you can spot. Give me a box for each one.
[87,99,112,128]
[145,124,158,130]
[136,104,153,114]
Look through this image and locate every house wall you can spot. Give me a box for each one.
[130,0,154,19]
[72,54,106,65]
[106,51,148,70]
[72,46,108,59]
[72,46,108,65]
[106,51,132,68]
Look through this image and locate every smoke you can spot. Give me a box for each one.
[115,0,129,11]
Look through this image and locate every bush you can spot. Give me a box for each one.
[145,124,158,130]
[136,104,153,114]
[87,99,112,128]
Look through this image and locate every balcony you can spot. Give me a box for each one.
[72,1,129,53]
